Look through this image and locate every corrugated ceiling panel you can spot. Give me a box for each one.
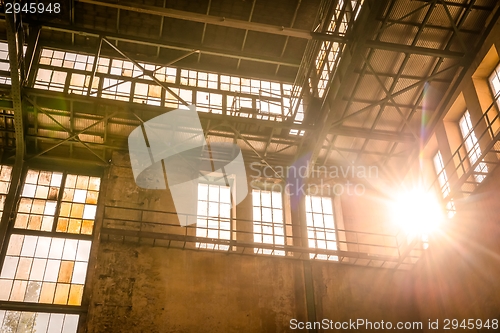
[36,129,69,140]
[353,76,388,101]
[108,123,135,137]
[367,50,405,73]
[364,139,391,154]
[379,24,418,45]
[415,27,451,49]
[37,114,70,129]
[401,54,436,76]
[74,117,105,133]
[334,136,366,150]
[428,3,462,28]
[374,107,405,132]
[343,106,379,129]
[388,0,428,23]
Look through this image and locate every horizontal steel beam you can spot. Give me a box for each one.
[77,0,347,43]
[34,23,301,69]
[364,40,465,58]
[19,87,312,132]
[345,97,425,110]
[413,0,494,11]
[353,69,452,82]
[331,126,417,142]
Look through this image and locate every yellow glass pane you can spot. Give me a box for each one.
[54,283,70,304]
[14,214,29,229]
[75,176,89,190]
[62,188,74,202]
[81,220,94,235]
[25,170,39,184]
[56,218,69,232]
[39,171,52,186]
[68,219,82,234]
[39,282,56,303]
[68,284,84,305]
[65,175,77,189]
[59,202,71,217]
[86,191,99,204]
[10,280,28,301]
[18,198,33,213]
[58,261,74,283]
[70,203,84,218]
[34,185,49,199]
[0,279,13,300]
[88,177,101,191]
[27,215,42,230]
[6,234,24,256]
[31,199,45,215]
[15,257,33,280]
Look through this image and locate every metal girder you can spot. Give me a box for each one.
[102,37,189,106]
[222,122,283,179]
[36,23,300,69]
[364,40,464,58]
[18,86,312,132]
[353,69,452,82]
[404,1,500,171]
[414,0,494,11]
[439,0,468,52]
[24,96,116,163]
[275,0,302,75]
[352,1,439,163]
[345,97,425,110]
[331,126,416,143]
[330,64,459,128]
[77,0,346,42]
[0,8,26,285]
[236,0,257,70]
[380,0,478,168]
[303,0,386,169]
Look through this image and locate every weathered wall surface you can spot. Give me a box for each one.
[312,263,417,326]
[84,151,419,332]
[413,166,500,330]
[88,244,307,333]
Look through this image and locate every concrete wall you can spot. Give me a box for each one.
[86,242,419,333]
[85,151,419,332]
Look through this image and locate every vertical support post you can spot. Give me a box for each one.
[0,10,26,266]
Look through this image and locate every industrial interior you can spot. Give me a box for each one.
[0,0,499,332]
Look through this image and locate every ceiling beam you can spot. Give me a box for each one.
[364,40,465,58]
[331,126,416,143]
[36,23,300,69]
[77,0,345,41]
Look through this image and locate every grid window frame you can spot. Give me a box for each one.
[459,111,488,182]
[433,151,456,218]
[0,310,79,333]
[305,195,338,261]
[196,183,232,251]
[34,47,294,122]
[489,61,500,107]
[252,189,285,256]
[0,168,102,333]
